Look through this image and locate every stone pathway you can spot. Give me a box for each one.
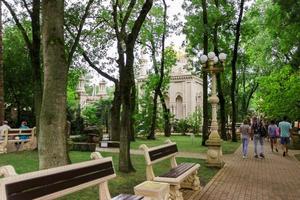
[97,142,300,200]
[191,142,300,200]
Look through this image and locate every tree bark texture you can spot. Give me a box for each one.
[231,0,245,142]
[0,1,4,124]
[130,81,136,142]
[201,0,209,146]
[39,0,69,169]
[110,83,121,141]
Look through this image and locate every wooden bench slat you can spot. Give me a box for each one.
[112,194,144,200]
[148,144,178,161]
[159,163,196,178]
[5,161,114,200]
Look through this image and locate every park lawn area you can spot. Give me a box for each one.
[131,135,241,154]
[0,150,219,200]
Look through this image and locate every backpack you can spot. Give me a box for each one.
[258,124,267,137]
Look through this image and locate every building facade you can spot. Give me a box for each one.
[76,77,108,109]
[137,51,203,119]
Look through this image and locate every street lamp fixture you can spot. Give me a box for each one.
[201,51,226,168]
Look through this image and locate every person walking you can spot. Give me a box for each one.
[240,119,251,158]
[268,120,278,152]
[252,117,266,158]
[278,116,292,157]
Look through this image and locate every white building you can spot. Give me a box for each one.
[76,77,108,109]
[137,51,203,119]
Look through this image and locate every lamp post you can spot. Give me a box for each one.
[200,52,226,168]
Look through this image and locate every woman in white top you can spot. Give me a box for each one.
[240,119,251,158]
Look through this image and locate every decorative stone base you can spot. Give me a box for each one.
[134,181,169,200]
[169,185,183,200]
[206,139,224,168]
[181,171,201,191]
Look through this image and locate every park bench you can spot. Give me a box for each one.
[0,128,37,153]
[0,152,143,200]
[139,140,201,200]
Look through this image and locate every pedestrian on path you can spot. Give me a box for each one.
[279,116,292,157]
[251,117,267,158]
[268,120,278,152]
[240,119,251,158]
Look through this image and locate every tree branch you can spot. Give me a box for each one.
[65,25,118,84]
[67,0,95,67]
[121,0,136,33]
[2,0,32,51]
[127,0,153,47]
[245,82,259,112]
[21,0,33,17]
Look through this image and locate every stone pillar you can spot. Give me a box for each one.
[204,57,224,168]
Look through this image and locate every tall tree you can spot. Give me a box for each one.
[112,0,153,172]
[39,0,68,169]
[2,0,42,130]
[212,0,227,140]
[0,1,4,124]
[201,0,209,146]
[144,0,171,139]
[231,0,245,142]
[64,1,121,142]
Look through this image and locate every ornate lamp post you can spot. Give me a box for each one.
[200,52,226,168]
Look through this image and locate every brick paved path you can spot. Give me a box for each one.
[192,142,300,200]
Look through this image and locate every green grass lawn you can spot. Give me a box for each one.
[0,150,219,200]
[131,135,241,154]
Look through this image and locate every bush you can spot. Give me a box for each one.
[70,143,96,152]
[173,119,190,135]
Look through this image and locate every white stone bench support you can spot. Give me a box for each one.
[140,140,201,200]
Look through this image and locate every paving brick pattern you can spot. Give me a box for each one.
[190,142,300,200]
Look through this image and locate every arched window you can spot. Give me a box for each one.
[176,95,183,119]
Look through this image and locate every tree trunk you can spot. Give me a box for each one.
[231,0,245,142]
[110,83,121,141]
[148,38,159,140]
[158,90,171,137]
[39,0,69,169]
[201,0,209,146]
[32,0,42,135]
[212,0,227,140]
[119,57,135,173]
[130,81,136,141]
[148,0,168,139]
[114,0,153,173]
[148,90,158,140]
[0,1,4,124]
[217,74,227,140]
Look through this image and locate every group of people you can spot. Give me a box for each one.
[240,116,292,159]
[0,120,29,140]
